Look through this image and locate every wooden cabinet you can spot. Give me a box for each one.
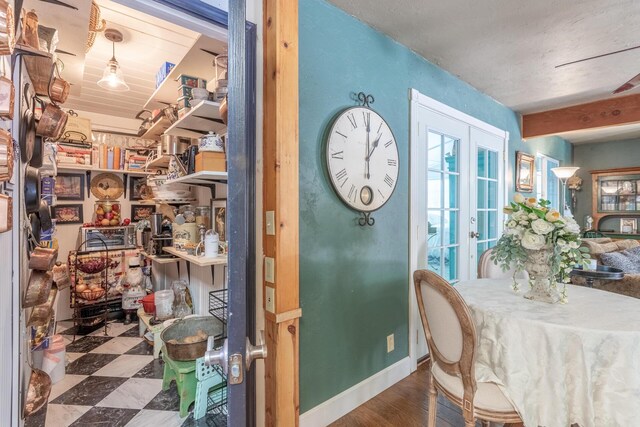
[591,167,640,232]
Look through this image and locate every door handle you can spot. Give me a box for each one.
[470,231,480,238]
[203,331,268,384]
[246,330,268,369]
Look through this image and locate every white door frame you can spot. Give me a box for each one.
[408,88,509,371]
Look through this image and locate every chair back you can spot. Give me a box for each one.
[413,270,477,396]
[478,247,527,279]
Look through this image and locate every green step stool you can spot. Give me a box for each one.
[161,347,197,417]
[193,356,226,420]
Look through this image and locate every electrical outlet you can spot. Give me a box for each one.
[266,211,275,235]
[266,286,275,313]
[387,334,394,353]
[265,257,275,283]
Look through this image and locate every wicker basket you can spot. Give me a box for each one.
[86,1,106,53]
[78,288,105,301]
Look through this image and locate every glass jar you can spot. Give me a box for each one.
[172,280,192,319]
[195,206,211,228]
[94,200,122,227]
[179,205,196,223]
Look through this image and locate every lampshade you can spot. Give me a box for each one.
[551,167,580,179]
[97,58,129,92]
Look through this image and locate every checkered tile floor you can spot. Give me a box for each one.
[25,320,226,427]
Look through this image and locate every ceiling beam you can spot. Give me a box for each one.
[522,94,640,139]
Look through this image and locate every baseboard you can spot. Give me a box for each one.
[300,356,411,427]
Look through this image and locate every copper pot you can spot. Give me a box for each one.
[35,97,68,139]
[19,9,39,50]
[49,77,69,104]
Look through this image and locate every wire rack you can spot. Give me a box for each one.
[206,374,228,425]
[208,288,228,339]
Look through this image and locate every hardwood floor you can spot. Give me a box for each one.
[330,362,483,427]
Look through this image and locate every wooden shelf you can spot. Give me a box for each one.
[165,171,228,186]
[143,35,225,110]
[164,100,226,138]
[57,164,154,176]
[141,116,172,140]
[163,246,227,267]
[145,155,171,170]
[140,251,179,264]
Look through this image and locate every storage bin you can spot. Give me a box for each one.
[42,335,65,384]
[177,74,199,88]
[195,152,226,172]
[177,95,191,110]
[177,84,193,98]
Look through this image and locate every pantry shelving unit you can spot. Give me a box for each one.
[57,164,155,176]
[163,246,227,267]
[165,171,228,186]
[164,100,226,139]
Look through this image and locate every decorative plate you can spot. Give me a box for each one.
[90,173,124,200]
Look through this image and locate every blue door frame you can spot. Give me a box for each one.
[150,1,257,425]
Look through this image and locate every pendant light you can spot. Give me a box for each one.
[97,29,129,92]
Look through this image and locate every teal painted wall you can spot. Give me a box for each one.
[298,0,572,412]
[573,138,640,230]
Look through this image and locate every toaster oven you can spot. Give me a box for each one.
[77,225,136,252]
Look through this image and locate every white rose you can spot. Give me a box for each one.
[569,241,579,249]
[514,193,525,203]
[557,239,567,246]
[564,221,580,234]
[507,227,524,238]
[521,230,546,250]
[528,213,538,220]
[519,220,529,226]
[531,219,555,235]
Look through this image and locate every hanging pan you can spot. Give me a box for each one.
[38,199,52,232]
[34,96,67,139]
[29,212,40,251]
[24,166,40,214]
[29,135,42,167]
[19,83,35,163]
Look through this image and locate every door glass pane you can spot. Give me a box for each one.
[488,150,498,179]
[428,131,442,170]
[428,211,441,245]
[444,247,457,281]
[428,172,443,209]
[477,148,487,178]
[443,211,458,246]
[488,181,497,209]
[487,239,496,249]
[443,137,458,172]
[444,174,458,208]
[488,211,497,239]
[477,180,487,209]
[428,248,442,275]
[477,210,487,240]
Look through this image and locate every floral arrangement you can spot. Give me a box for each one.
[491,194,590,298]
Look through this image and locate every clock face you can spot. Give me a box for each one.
[326,107,399,212]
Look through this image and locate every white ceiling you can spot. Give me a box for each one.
[328,0,640,118]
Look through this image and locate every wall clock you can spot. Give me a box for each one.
[325,93,399,225]
[90,173,124,200]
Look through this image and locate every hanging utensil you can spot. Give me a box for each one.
[135,109,153,137]
[0,2,15,55]
[29,134,42,167]
[18,9,39,49]
[38,199,52,231]
[19,83,35,163]
[24,166,40,213]
[34,96,68,139]
[23,367,51,418]
[48,61,69,104]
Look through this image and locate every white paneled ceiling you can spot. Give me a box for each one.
[328,0,640,115]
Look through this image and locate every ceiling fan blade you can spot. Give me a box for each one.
[613,72,640,94]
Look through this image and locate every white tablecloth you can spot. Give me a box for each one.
[455,279,640,427]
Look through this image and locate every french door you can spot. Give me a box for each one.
[409,90,507,365]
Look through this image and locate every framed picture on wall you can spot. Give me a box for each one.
[54,173,85,201]
[211,199,227,243]
[131,204,155,222]
[129,176,151,201]
[515,152,535,193]
[52,204,83,224]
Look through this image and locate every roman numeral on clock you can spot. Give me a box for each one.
[335,130,347,139]
[335,168,348,182]
[363,111,370,129]
[377,189,385,200]
[331,151,344,159]
[384,174,394,187]
[348,184,356,201]
[387,159,397,167]
[347,113,358,129]
[384,140,393,148]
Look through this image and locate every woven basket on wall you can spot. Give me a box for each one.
[86,1,106,53]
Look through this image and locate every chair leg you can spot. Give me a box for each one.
[427,371,437,427]
[465,422,475,427]
[481,421,490,427]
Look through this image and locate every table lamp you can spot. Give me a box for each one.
[551,166,580,217]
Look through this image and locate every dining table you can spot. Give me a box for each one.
[455,278,640,427]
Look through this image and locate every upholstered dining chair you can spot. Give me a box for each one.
[413,269,523,427]
[477,247,527,280]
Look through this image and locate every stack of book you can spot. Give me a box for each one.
[125,150,150,170]
[57,143,92,166]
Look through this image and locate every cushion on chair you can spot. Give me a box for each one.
[421,282,463,362]
[431,362,516,413]
[600,247,640,273]
[613,240,640,251]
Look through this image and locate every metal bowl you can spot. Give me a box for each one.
[160,316,223,361]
